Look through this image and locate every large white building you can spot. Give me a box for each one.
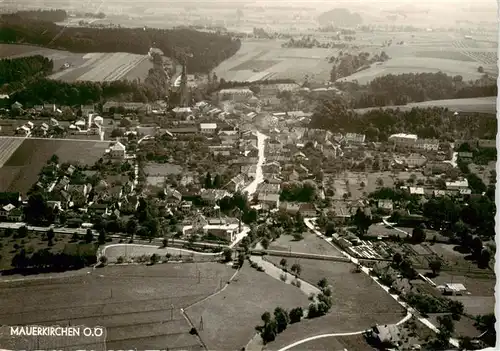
[218,89,254,102]
[388,133,418,146]
[108,141,126,159]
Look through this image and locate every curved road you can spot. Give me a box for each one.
[301,217,459,349]
[243,131,268,197]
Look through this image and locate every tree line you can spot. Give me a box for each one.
[310,97,497,141]
[12,9,68,22]
[0,14,241,74]
[330,51,390,81]
[337,72,497,108]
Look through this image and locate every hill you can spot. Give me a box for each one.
[317,8,363,27]
[0,14,241,73]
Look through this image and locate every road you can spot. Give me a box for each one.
[243,131,268,197]
[0,136,110,143]
[302,217,460,349]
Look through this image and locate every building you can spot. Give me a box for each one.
[257,193,280,210]
[377,199,393,212]
[405,154,427,168]
[424,161,453,175]
[218,88,254,102]
[80,104,95,117]
[368,324,401,348]
[203,223,239,242]
[227,174,246,192]
[388,133,418,147]
[439,283,467,296]
[102,101,152,114]
[344,133,366,144]
[446,178,469,191]
[414,138,439,151]
[200,123,217,134]
[0,203,23,222]
[108,142,126,159]
[299,203,316,217]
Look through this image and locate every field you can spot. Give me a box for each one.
[103,244,219,263]
[0,44,153,83]
[0,263,234,350]
[214,29,497,84]
[0,138,110,194]
[263,258,405,350]
[0,138,24,168]
[213,40,334,82]
[287,334,375,351]
[355,96,497,114]
[269,232,343,256]
[185,264,309,351]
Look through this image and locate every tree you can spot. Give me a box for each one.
[110,128,124,138]
[260,319,277,344]
[353,208,371,235]
[25,192,49,224]
[99,256,108,265]
[98,229,106,245]
[293,232,303,241]
[393,252,403,266]
[411,226,426,243]
[289,307,303,324]
[261,237,269,249]
[261,311,271,325]
[212,174,221,188]
[162,238,168,248]
[429,260,442,276]
[291,263,302,277]
[150,253,158,265]
[317,278,328,290]
[205,172,212,189]
[437,314,455,335]
[273,307,290,333]
[223,248,232,262]
[47,228,55,246]
[325,222,336,237]
[478,66,484,73]
[49,154,59,164]
[237,251,245,267]
[17,225,28,238]
[126,218,138,238]
[478,249,491,268]
[84,229,93,243]
[279,258,288,270]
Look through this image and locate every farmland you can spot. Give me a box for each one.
[103,244,220,263]
[215,30,497,84]
[263,258,405,350]
[0,138,110,194]
[0,138,24,168]
[185,264,309,351]
[287,334,374,351]
[213,40,333,83]
[0,263,233,350]
[0,44,153,83]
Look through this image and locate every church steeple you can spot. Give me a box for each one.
[179,60,190,107]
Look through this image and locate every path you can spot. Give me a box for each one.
[243,131,268,197]
[302,217,460,348]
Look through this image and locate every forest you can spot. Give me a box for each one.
[13,9,68,22]
[0,14,241,74]
[329,51,390,81]
[0,55,53,87]
[310,96,497,142]
[336,72,497,108]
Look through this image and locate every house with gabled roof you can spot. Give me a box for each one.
[108,142,126,159]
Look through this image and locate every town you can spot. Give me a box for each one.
[0,4,497,351]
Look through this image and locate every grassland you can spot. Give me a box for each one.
[0,138,110,194]
[355,96,497,114]
[287,334,374,351]
[185,264,309,351]
[263,257,405,350]
[0,263,233,350]
[269,232,343,256]
[103,244,219,263]
[0,44,153,83]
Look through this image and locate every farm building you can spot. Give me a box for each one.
[344,133,366,144]
[405,154,427,168]
[414,138,439,151]
[438,283,467,296]
[103,101,152,114]
[80,104,95,117]
[257,193,280,210]
[0,204,24,222]
[200,123,217,134]
[446,178,469,191]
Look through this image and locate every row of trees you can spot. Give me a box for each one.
[310,97,497,141]
[0,14,241,74]
[259,277,333,344]
[330,51,390,81]
[13,9,68,22]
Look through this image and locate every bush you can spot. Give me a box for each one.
[289,307,303,324]
[279,273,287,282]
[291,279,302,288]
[116,256,124,264]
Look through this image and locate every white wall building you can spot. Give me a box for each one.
[109,142,126,159]
[389,133,418,146]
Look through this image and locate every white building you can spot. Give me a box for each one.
[200,123,217,134]
[405,154,427,168]
[109,142,126,159]
[344,133,366,144]
[389,133,418,146]
[414,138,439,151]
[446,179,469,191]
[218,88,254,102]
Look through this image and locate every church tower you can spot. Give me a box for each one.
[179,61,190,107]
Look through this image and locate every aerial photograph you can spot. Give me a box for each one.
[0,0,497,350]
